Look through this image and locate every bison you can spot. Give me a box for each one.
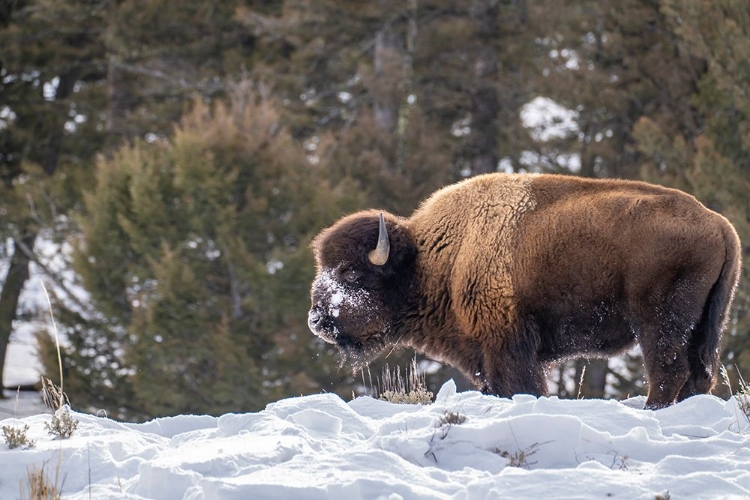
[307,173,741,409]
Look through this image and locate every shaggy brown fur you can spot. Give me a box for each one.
[308,173,741,409]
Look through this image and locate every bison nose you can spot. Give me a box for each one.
[308,308,323,330]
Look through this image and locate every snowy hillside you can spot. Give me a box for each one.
[1,380,749,499]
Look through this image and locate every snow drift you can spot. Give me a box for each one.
[1,381,749,499]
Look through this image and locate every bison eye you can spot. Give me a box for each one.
[342,269,362,284]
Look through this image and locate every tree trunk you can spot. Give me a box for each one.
[0,228,37,394]
[372,13,404,132]
[395,0,418,174]
[105,57,135,144]
[574,358,609,399]
[42,70,78,175]
[579,122,596,178]
[0,69,75,394]
[469,0,500,175]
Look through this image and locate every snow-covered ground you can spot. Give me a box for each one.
[1,380,749,499]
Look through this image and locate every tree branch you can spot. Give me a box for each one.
[12,236,94,317]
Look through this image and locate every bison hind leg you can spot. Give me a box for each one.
[639,320,694,410]
[675,359,714,403]
[641,341,691,410]
[638,270,727,410]
[675,311,721,402]
[676,256,738,403]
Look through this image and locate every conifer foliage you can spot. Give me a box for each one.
[3,0,749,416]
[56,87,353,419]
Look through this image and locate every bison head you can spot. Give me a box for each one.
[308,210,416,368]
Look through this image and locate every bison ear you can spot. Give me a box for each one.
[368,212,390,266]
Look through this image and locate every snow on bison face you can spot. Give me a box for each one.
[308,212,414,368]
[308,267,391,367]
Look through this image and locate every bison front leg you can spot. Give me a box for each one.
[481,334,548,398]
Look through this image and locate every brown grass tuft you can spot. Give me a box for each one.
[377,358,433,405]
[20,462,62,500]
[2,423,35,449]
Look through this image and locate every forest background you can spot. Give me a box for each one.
[1,0,749,422]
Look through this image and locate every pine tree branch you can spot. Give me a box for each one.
[111,61,224,95]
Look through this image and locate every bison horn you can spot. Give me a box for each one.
[368,213,390,266]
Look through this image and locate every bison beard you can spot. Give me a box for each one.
[308,173,742,410]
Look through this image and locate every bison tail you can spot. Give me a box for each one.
[698,224,742,378]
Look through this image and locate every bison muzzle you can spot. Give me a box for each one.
[308,173,741,409]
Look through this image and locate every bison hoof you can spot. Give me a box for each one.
[643,401,672,411]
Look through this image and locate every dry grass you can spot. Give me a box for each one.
[41,378,79,440]
[20,462,62,500]
[735,372,750,426]
[376,359,433,405]
[41,377,70,411]
[721,365,750,431]
[438,410,467,426]
[2,423,36,449]
[45,408,79,440]
[16,283,73,499]
[494,442,543,469]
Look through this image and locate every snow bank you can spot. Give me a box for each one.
[1,381,749,499]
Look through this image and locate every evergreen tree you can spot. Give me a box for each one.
[522,0,728,399]
[18,0,750,411]
[0,0,108,393]
[102,0,259,145]
[634,0,750,393]
[531,0,702,179]
[53,87,357,419]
